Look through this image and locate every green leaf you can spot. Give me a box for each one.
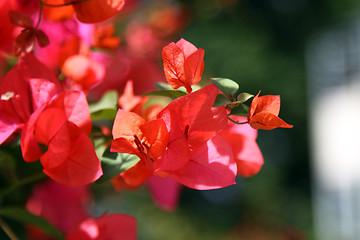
[0,207,63,240]
[154,82,175,90]
[213,94,231,107]
[237,92,254,103]
[229,103,249,117]
[90,108,117,121]
[144,89,187,100]
[211,78,239,98]
[89,90,118,113]
[98,148,140,182]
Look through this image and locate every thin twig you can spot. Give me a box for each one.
[227,116,248,125]
[0,217,19,240]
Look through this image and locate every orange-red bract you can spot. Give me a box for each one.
[111,110,169,188]
[67,0,125,23]
[247,91,293,130]
[162,38,204,93]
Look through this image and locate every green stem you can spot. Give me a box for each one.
[0,172,46,198]
[227,116,248,125]
[0,217,19,240]
[38,0,89,7]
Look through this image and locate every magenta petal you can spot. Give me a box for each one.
[169,135,237,190]
[147,176,181,211]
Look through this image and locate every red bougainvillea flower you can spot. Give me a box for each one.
[162,38,205,93]
[112,85,237,190]
[66,0,125,23]
[247,91,293,130]
[155,85,237,190]
[26,179,90,234]
[66,213,137,240]
[21,91,103,187]
[9,11,49,57]
[111,110,169,188]
[221,116,264,177]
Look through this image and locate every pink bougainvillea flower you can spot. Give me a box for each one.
[221,116,264,177]
[67,0,125,23]
[168,135,237,190]
[9,11,49,57]
[0,53,60,145]
[147,176,181,211]
[162,38,205,93]
[21,91,103,187]
[111,110,169,188]
[26,179,90,233]
[247,91,293,130]
[66,213,137,240]
[62,54,105,92]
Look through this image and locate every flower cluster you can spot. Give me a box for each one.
[0,1,292,239]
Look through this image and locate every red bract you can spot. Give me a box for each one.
[0,54,59,145]
[26,180,90,234]
[248,91,293,130]
[111,110,169,188]
[111,85,237,190]
[21,91,103,187]
[158,84,228,150]
[168,135,237,190]
[155,85,237,189]
[66,213,137,240]
[221,116,264,177]
[67,0,125,23]
[162,38,204,93]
